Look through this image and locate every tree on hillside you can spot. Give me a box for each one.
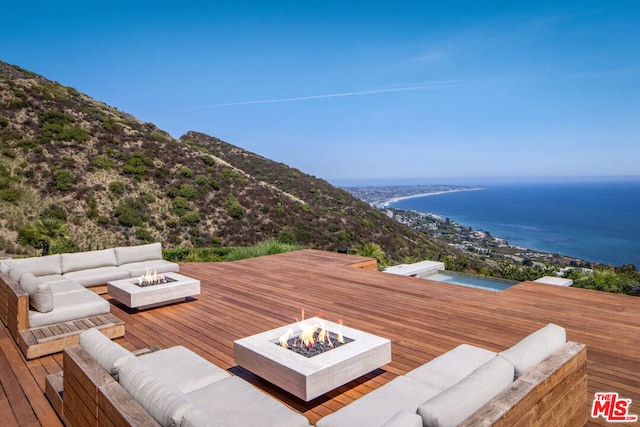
[18,217,70,255]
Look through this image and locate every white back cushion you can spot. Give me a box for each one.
[11,254,62,276]
[9,265,29,282]
[114,243,162,265]
[61,249,117,273]
[79,328,136,375]
[499,323,566,378]
[417,356,514,427]
[118,358,193,427]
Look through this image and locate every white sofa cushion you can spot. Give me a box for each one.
[499,323,566,378]
[405,344,497,390]
[10,254,62,276]
[115,243,163,265]
[19,272,54,313]
[63,266,130,287]
[36,274,66,284]
[118,260,179,277]
[30,283,54,313]
[417,356,515,427]
[61,249,117,273]
[28,288,110,328]
[181,407,229,427]
[19,271,43,294]
[47,280,87,296]
[316,376,441,427]
[186,376,311,427]
[382,410,423,427]
[9,264,29,282]
[79,328,136,376]
[118,358,194,427]
[138,346,230,394]
[0,259,13,274]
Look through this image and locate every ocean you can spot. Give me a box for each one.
[389,178,640,267]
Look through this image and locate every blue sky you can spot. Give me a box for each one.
[2,1,639,185]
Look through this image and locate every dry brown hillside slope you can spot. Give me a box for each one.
[0,60,454,262]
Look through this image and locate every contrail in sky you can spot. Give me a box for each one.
[181,80,463,110]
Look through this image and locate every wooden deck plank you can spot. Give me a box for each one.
[1,249,639,426]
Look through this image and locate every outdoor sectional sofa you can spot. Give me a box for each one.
[0,242,178,359]
[52,328,312,427]
[317,323,587,427]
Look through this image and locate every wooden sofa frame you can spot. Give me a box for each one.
[460,341,588,426]
[0,273,124,360]
[48,340,587,427]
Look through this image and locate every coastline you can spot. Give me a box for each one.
[383,187,484,207]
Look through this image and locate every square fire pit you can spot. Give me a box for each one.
[233,317,391,401]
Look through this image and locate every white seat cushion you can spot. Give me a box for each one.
[63,266,130,287]
[118,260,179,277]
[28,289,110,328]
[405,344,497,390]
[499,323,566,378]
[138,346,230,394]
[181,407,229,427]
[118,358,194,427]
[115,243,163,265]
[79,328,136,376]
[47,280,87,296]
[36,274,66,283]
[186,376,311,427]
[382,410,423,427]
[61,249,117,273]
[317,376,441,427]
[417,356,515,427]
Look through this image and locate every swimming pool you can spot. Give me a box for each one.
[418,271,518,292]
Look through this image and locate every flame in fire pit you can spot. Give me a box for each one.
[278,309,345,350]
[138,269,167,286]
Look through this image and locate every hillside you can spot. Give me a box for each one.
[0,60,453,263]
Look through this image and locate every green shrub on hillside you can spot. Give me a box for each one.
[200,155,216,166]
[92,155,115,169]
[52,169,74,191]
[179,211,201,226]
[109,181,125,195]
[180,167,193,178]
[0,188,21,203]
[135,227,153,242]
[114,198,147,227]
[227,194,244,219]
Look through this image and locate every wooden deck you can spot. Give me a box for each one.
[1,249,639,426]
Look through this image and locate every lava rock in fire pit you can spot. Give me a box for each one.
[280,331,354,358]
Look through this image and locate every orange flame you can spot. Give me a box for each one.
[138,268,166,285]
[279,309,342,350]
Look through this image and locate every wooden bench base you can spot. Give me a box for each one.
[45,371,64,420]
[19,313,125,359]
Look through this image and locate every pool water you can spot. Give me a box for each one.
[419,271,518,292]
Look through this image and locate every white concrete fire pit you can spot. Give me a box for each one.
[233,317,391,401]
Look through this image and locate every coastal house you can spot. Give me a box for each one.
[1,249,638,426]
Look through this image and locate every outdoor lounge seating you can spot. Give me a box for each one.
[52,329,312,427]
[317,324,587,427]
[0,242,178,359]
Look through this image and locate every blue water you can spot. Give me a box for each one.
[390,179,640,267]
[419,271,518,292]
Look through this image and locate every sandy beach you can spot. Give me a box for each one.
[383,187,484,207]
